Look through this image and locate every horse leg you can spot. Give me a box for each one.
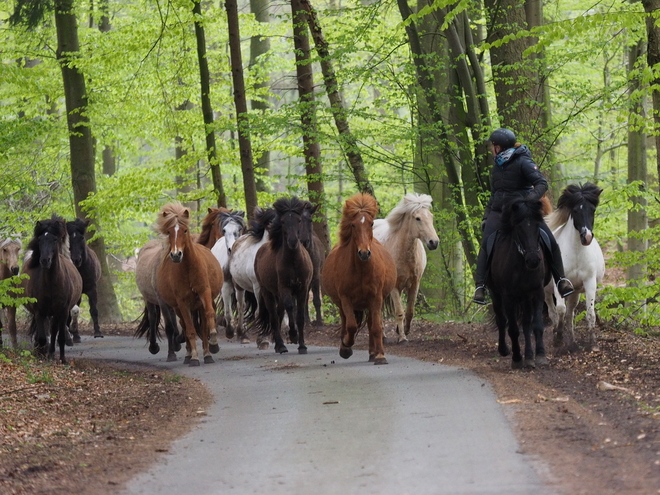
[584,278,599,350]
[311,278,323,326]
[404,281,420,338]
[32,315,48,357]
[521,303,536,368]
[200,290,217,363]
[544,283,560,343]
[564,292,581,352]
[178,309,199,366]
[221,280,235,340]
[367,302,387,365]
[55,316,68,365]
[554,288,568,348]
[390,289,406,343]
[491,296,509,357]
[281,290,298,346]
[145,302,160,355]
[69,298,82,344]
[161,302,181,360]
[295,290,308,354]
[338,306,356,360]
[269,295,287,354]
[506,305,523,369]
[87,287,103,338]
[532,298,548,367]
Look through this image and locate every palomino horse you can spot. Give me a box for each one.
[66,219,103,340]
[0,237,22,348]
[488,197,551,369]
[322,193,397,364]
[301,202,326,326]
[155,203,223,366]
[544,183,605,350]
[197,207,231,249]
[22,216,82,364]
[373,193,439,343]
[228,207,277,348]
[134,239,182,361]
[253,197,313,354]
[210,210,247,341]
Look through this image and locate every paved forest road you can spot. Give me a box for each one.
[72,336,557,495]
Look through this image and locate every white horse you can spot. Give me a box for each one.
[544,183,605,350]
[211,210,246,342]
[373,193,439,343]
[227,207,277,349]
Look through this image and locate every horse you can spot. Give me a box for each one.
[66,219,103,340]
[487,197,551,369]
[322,193,397,364]
[21,215,82,364]
[228,207,277,348]
[0,237,22,348]
[210,210,247,340]
[134,239,182,362]
[544,183,605,350]
[301,202,326,326]
[253,197,313,354]
[197,206,231,249]
[154,203,223,366]
[373,193,439,343]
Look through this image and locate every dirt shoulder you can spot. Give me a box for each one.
[1,319,659,494]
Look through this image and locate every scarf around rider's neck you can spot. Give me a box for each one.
[494,147,515,166]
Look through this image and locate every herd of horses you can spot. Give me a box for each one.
[0,183,605,370]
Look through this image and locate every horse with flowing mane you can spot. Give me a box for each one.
[322,193,397,364]
[22,216,82,364]
[0,237,22,348]
[544,183,605,350]
[196,206,231,249]
[487,197,551,369]
[154,203,223,366]
[66,218,103,340]
[253,197,313,354]
[373,193,439,343]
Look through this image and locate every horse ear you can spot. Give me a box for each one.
[183,209,190,219]
[238,211,245,218]
[208,207,214,214]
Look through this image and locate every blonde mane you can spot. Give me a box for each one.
[544,204,570,231]
[385,193,433,230]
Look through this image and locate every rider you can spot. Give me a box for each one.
[473,128,574,305]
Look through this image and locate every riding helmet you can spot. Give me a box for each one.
[489,128,516,149]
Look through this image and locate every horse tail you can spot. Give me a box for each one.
[134,306,160,340]
[382,293,394,317]
[354,310,367,330]
[252,293,273,339]
[27,315,37,337]
[243,291,258,322]
[540,194,553,216]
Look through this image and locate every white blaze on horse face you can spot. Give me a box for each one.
[360,216,366,224]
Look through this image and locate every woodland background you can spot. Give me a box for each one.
[0,0,659,332]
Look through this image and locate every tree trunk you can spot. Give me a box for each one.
[299,0,374,197]
[193,0,226,208]
[291,0,331,254]
[54,0,121,323]
[642,0,660,191]
[225,0,259,217]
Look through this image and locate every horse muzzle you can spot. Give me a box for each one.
[169,251,183,263]
[358,249,371,261]
[427,239,439,250]
[580,228,593,246]
[10,266,19,276]
[40,258,52,269]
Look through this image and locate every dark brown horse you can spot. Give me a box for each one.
[197,206,231,249]
[0,237,22,348]
[301,202,326,326]
[322,193,397,364]
[254,197,313,354]
[155,203,223,366]
[22,216,82,364]
[66,219,103,340]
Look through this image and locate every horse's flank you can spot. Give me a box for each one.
[0,237,22,348]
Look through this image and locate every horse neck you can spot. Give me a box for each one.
[557,215,582,247]
[0,262,10,280]
[386,217,419,257]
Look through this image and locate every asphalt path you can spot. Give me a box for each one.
[70,335,557,495]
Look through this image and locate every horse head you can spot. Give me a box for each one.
[157,203,191,264]
[341,193,378,262]
[271,197,306,251]
[0,237,22,276]
[558,183,602,246]
[220,210,246,254]
[300,201,320,249]
[29,215,68,270]
[502,198,544,271]
[404,194,439,251]
[66,218,90,267]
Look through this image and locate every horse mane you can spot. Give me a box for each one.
[197,207,230,246]
[220,210,246,232]
[339,193,379,245]
[546,183,602,230]
[384,193,432,233]
[248,207,277,242]
[269,197,308,250]
[500,198,544,235]
[155,202,190,236]
[0,237,22,250]
[26,215,70,268]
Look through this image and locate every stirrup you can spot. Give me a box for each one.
[472,286,488,305]
[557,278,574,298]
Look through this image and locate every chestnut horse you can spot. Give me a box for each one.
[373,193,439,343]
[22,216,82,364]
[197,207,231,249]
[134,239,182,361]
[66,218,103,340]
[254,197,313,354]
[322,193,397,364]
[155,203,223,366]
[0,237,22,348]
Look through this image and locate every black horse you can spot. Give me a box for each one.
[22,215,83,363]
[301,201,326,326]
[487,197,552,369]
[66,219,103,340]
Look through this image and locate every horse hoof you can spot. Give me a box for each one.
[204,356,215,364]
[374,357,388,365]
[524,359,536,369]
[183,356,191,364]
[536,355,549,367]
[276,345,288,354]
[149,343,160,355]
[368,353,375,362]
[339,347,353,359]
[241,337,251,345]
[225,328,235,340]
[93,332,104,338]
[167,354,178,362]
[298,346,307,355]
[189,359,200,367]
[312,320,323,327]
[397,338,409,345]
[174,342,182,352]
[498,345,511,357]
[289,332,299,345]
[177,334,186,344]
[258,342,269,350]
[209,343,220,354]
[511,359,523,370]
[65,335,74,347]
[73,335,81,344]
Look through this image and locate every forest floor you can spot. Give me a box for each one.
[0,315,659,495]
